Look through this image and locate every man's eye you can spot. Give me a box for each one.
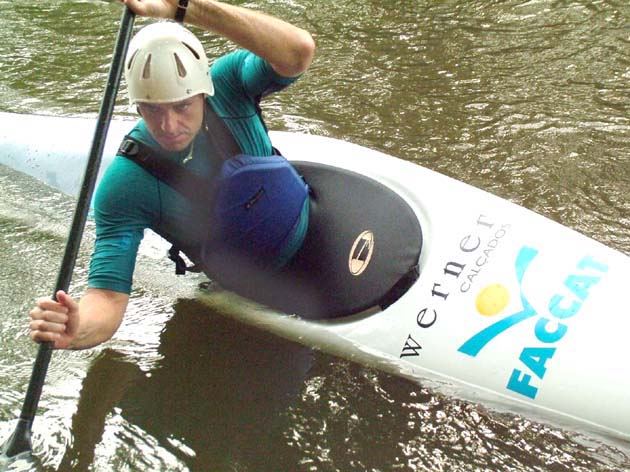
[175,103,190,113]
[142,105,159,114]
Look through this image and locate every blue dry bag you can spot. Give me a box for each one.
[208,154,309,268]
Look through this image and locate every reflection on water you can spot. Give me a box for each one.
[286,362,629,472]
[0,0,628,470]
[56,301,314,471]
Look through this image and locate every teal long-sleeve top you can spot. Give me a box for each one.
[88,50,300,294]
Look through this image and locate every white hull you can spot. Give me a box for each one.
[1,112,628,441]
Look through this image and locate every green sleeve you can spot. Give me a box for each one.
[209,50,299,156]
[88,156,160,294]
[211,50,298,101]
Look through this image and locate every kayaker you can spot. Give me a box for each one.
[28,0,315,349]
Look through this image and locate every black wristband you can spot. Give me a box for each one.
[175,0,188,23]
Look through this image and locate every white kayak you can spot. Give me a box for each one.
[0,111,628,442]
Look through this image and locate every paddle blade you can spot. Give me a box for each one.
[0,419,34,470]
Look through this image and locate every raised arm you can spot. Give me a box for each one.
[121,0,315,77]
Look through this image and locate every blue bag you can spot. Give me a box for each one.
[208,154,309,268]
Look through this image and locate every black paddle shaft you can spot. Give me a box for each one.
[0,7,135,461]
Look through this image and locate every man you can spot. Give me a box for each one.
[28,0,315,349]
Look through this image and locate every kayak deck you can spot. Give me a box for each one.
[202,161,423,319]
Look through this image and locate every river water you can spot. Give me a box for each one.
[0,0,629,471]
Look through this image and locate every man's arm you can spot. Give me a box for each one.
[29,288,129,350]
[121,0,315,77]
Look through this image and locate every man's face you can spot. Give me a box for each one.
[138,94,205,152]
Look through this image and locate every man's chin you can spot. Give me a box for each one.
[159,139,190,152]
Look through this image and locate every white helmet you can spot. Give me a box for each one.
[125,21,214,105]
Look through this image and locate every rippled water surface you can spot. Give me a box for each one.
[0,0,629,470]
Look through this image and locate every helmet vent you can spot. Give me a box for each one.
[182,42,200,60]
[126,50,138,71]
[142,54,152,79]
[173,53,187,78]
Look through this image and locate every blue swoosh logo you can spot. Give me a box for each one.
[458,246,538,357]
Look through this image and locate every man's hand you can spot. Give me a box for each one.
[120,0,177,20]
[28,288,129,350]
[29,290,80,349]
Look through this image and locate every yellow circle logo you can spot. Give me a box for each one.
[476,284,509,316]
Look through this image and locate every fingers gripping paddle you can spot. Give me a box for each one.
[0,6,135,467]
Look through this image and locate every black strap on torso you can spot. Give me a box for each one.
[117,138,209,274]
[117,138,215,203]
[117,102,244,274]
[202,102,242,162]
[116,100,284,275]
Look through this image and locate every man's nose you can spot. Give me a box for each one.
[159,109,177,133]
